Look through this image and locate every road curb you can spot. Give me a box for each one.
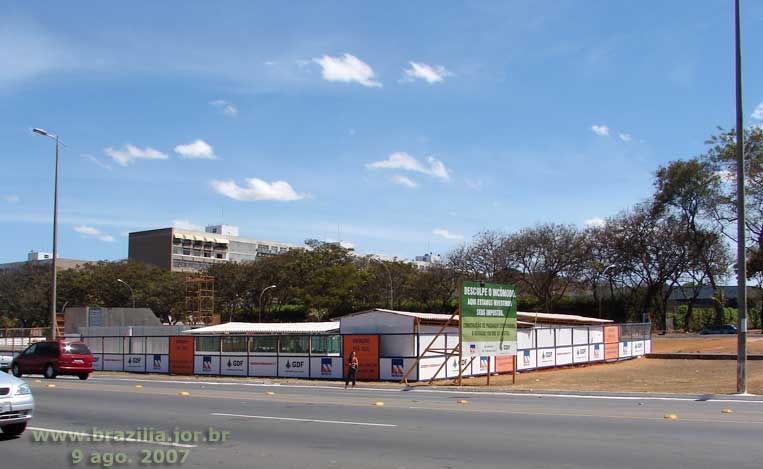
[646,353,763,360]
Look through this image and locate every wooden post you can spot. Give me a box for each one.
[400,310,458,384]
[512,354,517,385]
[486,357,491,386]
[457,279,463,387]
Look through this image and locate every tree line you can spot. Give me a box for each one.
[1,128,762,330]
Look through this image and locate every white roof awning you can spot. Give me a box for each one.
[184,321,340,335]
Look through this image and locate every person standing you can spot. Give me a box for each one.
[345,351,359,389]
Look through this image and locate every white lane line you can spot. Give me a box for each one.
[27,427,197,448]
[211,412,396,427]
[88,377,763,404]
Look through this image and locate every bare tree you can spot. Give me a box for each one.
[504,223,589,313]
[603,204,689,328]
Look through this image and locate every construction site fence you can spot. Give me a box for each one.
[0,323,651,381]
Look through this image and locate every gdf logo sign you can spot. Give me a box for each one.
[227,359,244,368]
[128,357,142,364]
[284,360,304,369]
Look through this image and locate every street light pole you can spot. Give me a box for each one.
[734,0,748,395]
[370,258,393,309]
[116,279,136,308]
[33,128,62,340]
[598,264,616,319]
[259,285,277,322]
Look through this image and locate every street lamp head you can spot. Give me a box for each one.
[33,128,49,136]
[269,284,277,289]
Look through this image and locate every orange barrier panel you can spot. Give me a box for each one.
[169,336,195,375]
[604,325,619,344]
[604,342,619,361]
[343,335,379,380]
[495,355,514,373]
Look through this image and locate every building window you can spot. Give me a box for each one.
[279,335,309,354]
[311,335,340,355]
[221,337,248,353]
[249,336,277,353]
[195,337,220,353]
[182,249,191,256]
[216,253,224,259]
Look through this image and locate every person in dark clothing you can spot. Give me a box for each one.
[345,351,359,389]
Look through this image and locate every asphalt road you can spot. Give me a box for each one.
[2,374,762,469]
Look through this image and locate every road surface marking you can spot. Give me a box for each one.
[89,376,763,404]
[211,412,396,427]
[27,427,197,448]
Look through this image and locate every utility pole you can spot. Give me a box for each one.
[734,0,748,394]
[33,128,62,340]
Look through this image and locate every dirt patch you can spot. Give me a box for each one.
[652,336,763,354]
[447,358,763,394]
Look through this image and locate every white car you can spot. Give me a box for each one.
[0,354,12,373]
[0,371,34,436]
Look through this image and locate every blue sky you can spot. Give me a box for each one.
[2,1,763,263]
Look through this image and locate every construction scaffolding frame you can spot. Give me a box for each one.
[185,274,217,325]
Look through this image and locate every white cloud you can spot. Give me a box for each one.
[591,125,610,137]
[752,101,763,120]
[74,225,100,236]
[367,152,450,181]
[403,61,452,84]
[313,53,381,88]
[209,99,238,117]
[210,178,307,201]
[74,225,115,242]
[465,178,483,190]
[433,228,464,241]
[618,133,632,142]
[3,195,19,203]
[104,145,168,166]
[173,219,202,231]
[174,140,218,160]
[584,217,606,229]
[82,154,112,170]
[392,175,418,189]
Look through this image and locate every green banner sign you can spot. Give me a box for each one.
[460,281,517,357]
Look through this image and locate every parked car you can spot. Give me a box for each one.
[699,324,739,335]
[0,354,13,372]
[0,371,34,436]
[11,340,93,380]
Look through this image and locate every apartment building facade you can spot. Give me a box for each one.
[128,224,303,272]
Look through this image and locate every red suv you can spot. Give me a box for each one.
[11,340,93,380]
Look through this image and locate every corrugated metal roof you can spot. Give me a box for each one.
[342,309,611,326]
[364,309,458,321]
[184,321,340,335]
[516,311,613,325]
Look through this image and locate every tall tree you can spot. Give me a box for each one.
[504,223,589,313]
[653,158,731,327]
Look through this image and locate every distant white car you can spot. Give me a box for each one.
[0,371,34,436]
[0,354,12,373]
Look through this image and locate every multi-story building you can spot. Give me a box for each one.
[128,224,303,272]
[0,251,90,273]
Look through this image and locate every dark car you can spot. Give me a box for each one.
[699,324,738,335]
[11,340,93,380]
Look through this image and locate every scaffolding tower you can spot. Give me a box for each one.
[185,274,218,325]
